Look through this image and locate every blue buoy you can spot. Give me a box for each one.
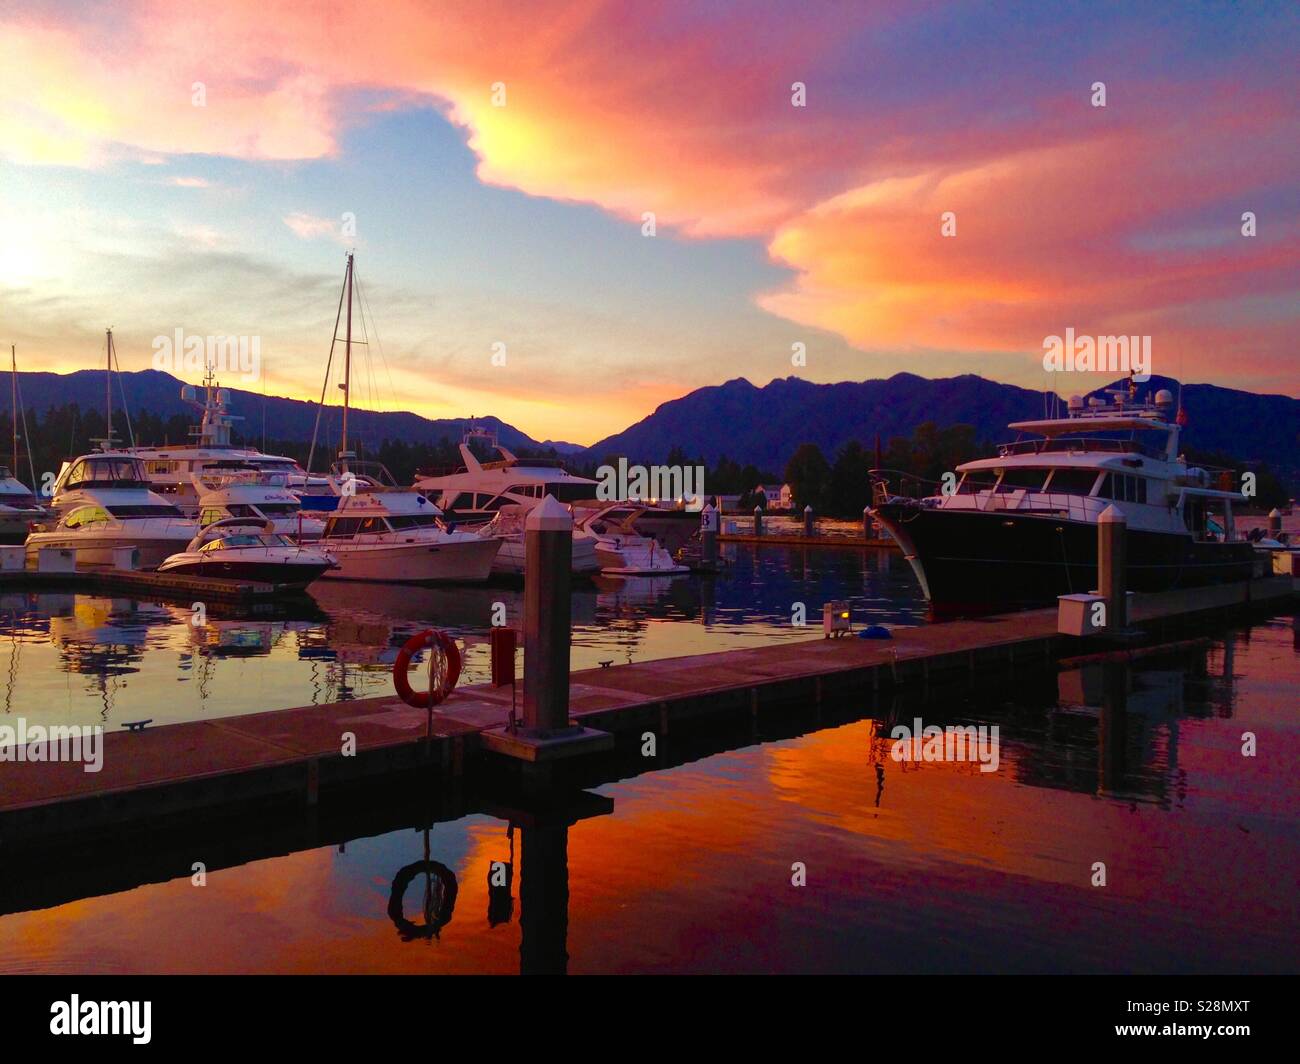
[859,625,892,640]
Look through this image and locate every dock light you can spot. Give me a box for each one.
[823,601,851,639]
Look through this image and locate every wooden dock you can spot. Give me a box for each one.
[1,566,297,603]
[1,575,1293,844]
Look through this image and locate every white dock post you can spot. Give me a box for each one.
[803,504,814,537]
[753,505,763,537]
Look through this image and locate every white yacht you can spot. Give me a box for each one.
[158,518,337,589]
[870,382,1258,616]
[316,488,501,584]
[191,464,325,540]
[27,453,198,568]
[0,467,46,545]
[576,503,689,575]
[414,426,601,523]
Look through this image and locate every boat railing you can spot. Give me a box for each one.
[995,437,1160,458]
[868,469,947,505]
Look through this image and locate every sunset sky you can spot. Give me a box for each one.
[1,0,1296,444]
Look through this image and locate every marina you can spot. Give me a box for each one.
[2,0,1297,1015]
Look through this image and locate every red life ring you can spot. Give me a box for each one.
[392,629,462,708]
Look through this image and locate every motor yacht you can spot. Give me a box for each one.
[475,503,602,576]
[869,382,1258,617]
[192,465,325,540]
[27,453,198,568]
[316,487,501,583]
[576,503,689,575]
[157,518,337,588]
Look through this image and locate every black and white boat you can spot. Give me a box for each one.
[870,384,1258,617]
[157,518,338,588]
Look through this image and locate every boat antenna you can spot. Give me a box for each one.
[306,252,350,474]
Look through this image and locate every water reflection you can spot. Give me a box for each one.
[1,617,1294,974]
[0,543,925,733]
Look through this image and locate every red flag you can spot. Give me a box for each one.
[1176,407,1188,427]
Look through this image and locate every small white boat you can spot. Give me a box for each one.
[577,504,689,575]
[158,518,337,588]
[316,488,501,583]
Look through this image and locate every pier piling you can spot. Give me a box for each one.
[523,495,573,733]
[1098,504,1128,632]
[700,503,718,567]
[754,505,763,537]
[803,504,814,537]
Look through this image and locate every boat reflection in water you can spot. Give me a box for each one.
[0,614,1294,974]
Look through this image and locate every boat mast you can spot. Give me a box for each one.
[10,345,16,473]
[340,251,354,470]
[105,328,113,447]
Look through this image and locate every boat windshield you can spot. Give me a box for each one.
[201,533,290,551]
[385,514,441,529]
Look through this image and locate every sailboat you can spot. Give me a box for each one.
[311,253,502,583]
[1,345,48,544]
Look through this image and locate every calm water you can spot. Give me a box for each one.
[0,539,918,734]
[1,603,1295,973]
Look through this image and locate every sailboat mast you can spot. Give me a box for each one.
[10,345,17,474]
[105,328,113,447]
[341,252,353,462]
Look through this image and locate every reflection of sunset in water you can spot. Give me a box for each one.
[2,615,1295,974]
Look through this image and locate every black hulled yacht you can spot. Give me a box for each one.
[870,384,1257,617]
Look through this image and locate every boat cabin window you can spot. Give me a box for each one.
[548,484,597,504]
[63,506,110,528]
[386,514,440,529]
[199,507,226,526]
[441,492,474,511]
[954,474,997,495]
[1,489,37,507]
[356,517,386,534]
[1101,473,1149,504]
[1183,496,1234,542]
[995,468,1048,491]
[106,504,184,518]
[1042,469,1101,495]
[323,517,364,538]
[224,503,258,518]
[62,457,147,489]
[256,503,299,516]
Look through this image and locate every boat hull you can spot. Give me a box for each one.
[872,502,1258,617]
[155,558,334,588]
[490,534,601,576]
[318,536,500,584]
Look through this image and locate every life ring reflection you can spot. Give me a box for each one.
[388,860,459,941]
